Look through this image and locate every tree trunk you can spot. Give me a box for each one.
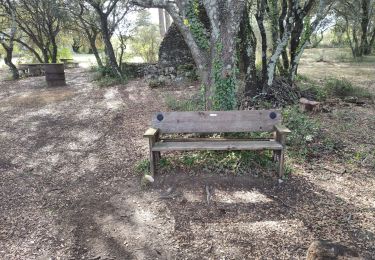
[1,43,19,80]
[158,9,166,37]
[360,0,369,56]
[239,6,258,97]
[51,38,58,63]
[165,12,171,31]
[99,13,122,77]
[256,0,268,88]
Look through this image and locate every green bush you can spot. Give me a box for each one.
[324,78,372,98]
[135,159,150,175]
[91,65,127,87]
[283,106,321,158]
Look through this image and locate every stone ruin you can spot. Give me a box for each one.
[143,23,196,86]
[122,23,196,86]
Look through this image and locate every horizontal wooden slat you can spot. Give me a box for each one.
[152,140,283,151]
[160,137,273,142]
[151,110,282,134]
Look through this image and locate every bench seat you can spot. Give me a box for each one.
[152,140,283,152]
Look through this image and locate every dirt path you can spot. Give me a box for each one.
[0,69,171,259]
[0,69,374,259]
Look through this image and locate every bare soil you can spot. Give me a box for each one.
[0,59,374,259]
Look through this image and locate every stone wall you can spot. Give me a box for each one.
[158,23,195,68]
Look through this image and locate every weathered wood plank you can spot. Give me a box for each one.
[160,137,273,142]
[144,127,159,137]
[151,110,282,134]
[274,124,291,134]
[152,140,283,151]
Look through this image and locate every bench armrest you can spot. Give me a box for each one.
[274,124,291,134]
[144,127,159,138]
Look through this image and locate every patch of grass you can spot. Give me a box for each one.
[296,74,327,101]
[135,159,149,175]
[164,94,205,111]
[283,106,321,159]
[96,76,127,87]
[92,65,127,87]
[162,150,275,176]
[324,78,372,99]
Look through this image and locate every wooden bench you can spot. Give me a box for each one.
[144,110,291,178]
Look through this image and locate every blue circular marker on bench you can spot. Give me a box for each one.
[270,112,277,119]
[157,113,164,122]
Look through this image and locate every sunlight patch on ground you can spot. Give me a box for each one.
[104,88,123,110]
[214,189,273,204]
[77,129,102,144]
[80,154,99,172]
[189,219,309,258]
[183,191,202,202]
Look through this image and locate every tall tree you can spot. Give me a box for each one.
[86,0,132,77]
[11,0,66,63]
[335,0,375,57]
[158,8,166,37]
[132,0,247,110]
[67,1,104,68]
[0,0,19,79]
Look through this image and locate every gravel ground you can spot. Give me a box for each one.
[0,68,374,259]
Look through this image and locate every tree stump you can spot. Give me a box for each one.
[300,98,320,113]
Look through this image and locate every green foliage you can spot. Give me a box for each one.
[300,84,327,102]
[212,42,237,111]
[135,159,150,175]
[186,0,209,50]
[300,16,313,50]
[129,10,161,63]
[92,65,127,87]
[283,106,320,158]
[166,150,275,176]
[164,93,205,111]
[324,78,372,98]
[57,47,72,61]
[148,78,166,88]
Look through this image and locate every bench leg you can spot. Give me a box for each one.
[274,150,285,178]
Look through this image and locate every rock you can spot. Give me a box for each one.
[159,23,195,68]
[306,240,362,260]
[143,175,154,183]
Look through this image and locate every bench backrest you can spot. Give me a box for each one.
[151,110,282,134]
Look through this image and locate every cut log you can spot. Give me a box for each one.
[299,98,320,112]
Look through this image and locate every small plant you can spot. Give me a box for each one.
[283,106,321,158]
[135,159,150,175]
[91,65,127,87]
[148,78,165,88]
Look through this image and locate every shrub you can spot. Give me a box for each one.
[283,106,321,158]
[91,65,127,87]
